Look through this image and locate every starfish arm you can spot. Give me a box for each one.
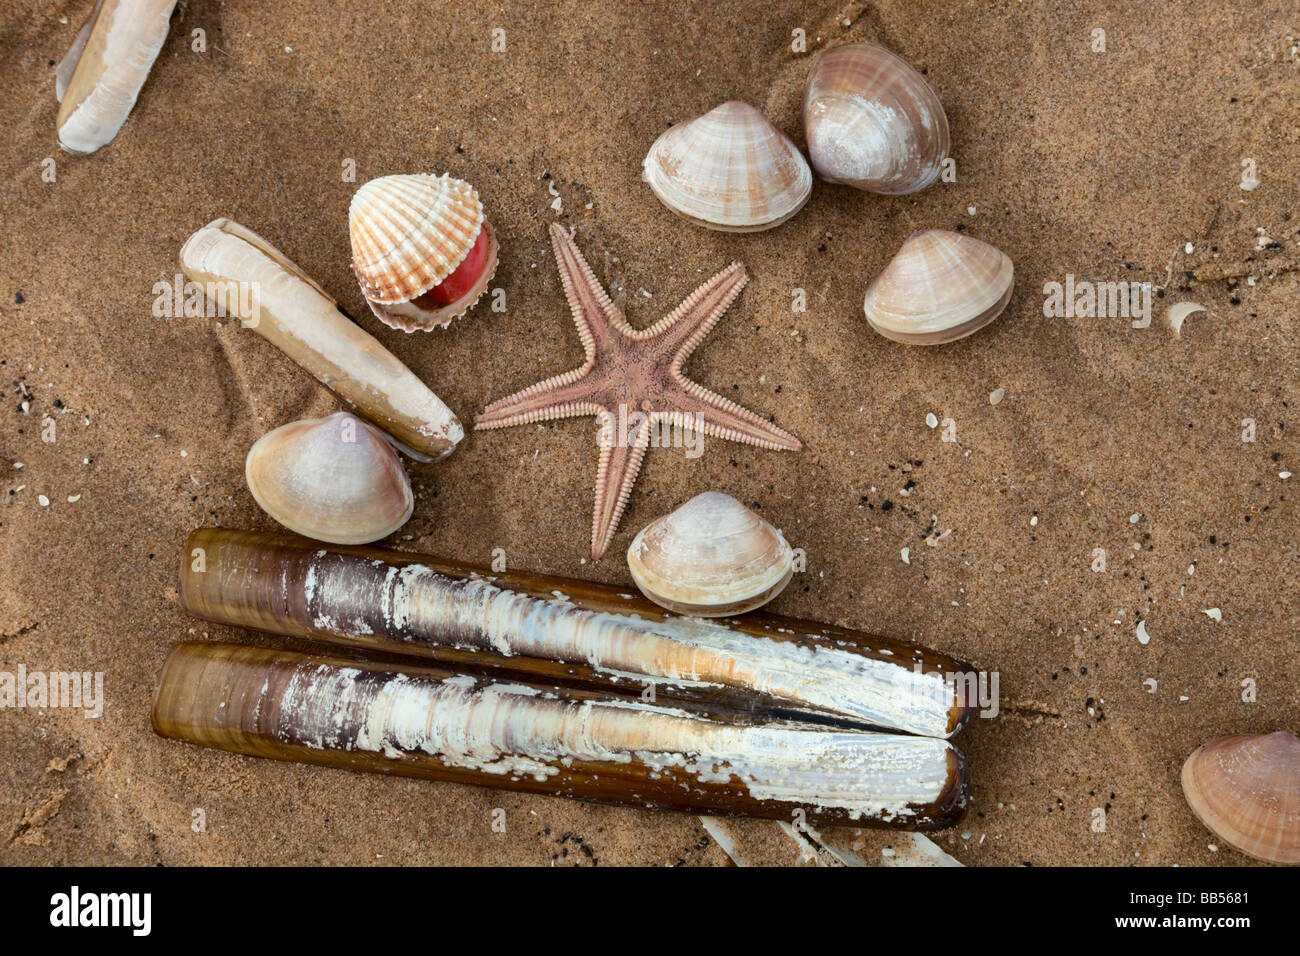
[665,380,802,451]
[549,223,631,349]
[475,365,603,429]
[631,263,750,364]
[590,414,652,560]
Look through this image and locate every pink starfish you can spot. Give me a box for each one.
[476,224,802,560]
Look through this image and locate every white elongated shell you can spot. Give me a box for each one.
[803,43,949,195]
[245,412,414,545]
[642,101,812,232]
[349,174,484,304]
[56,0,178,155]
[1182,731,1300,864]
[178,219,463,460]
[863,230,1014,345]
[627,492,794,617]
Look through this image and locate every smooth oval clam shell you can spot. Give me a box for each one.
[349,174,499,332]
[1181,731,1300,864]
[642,101,812,232]
[803,43,949,195]
[245,412,414,545]
[627,491,794,617]
[863,230,1014,345]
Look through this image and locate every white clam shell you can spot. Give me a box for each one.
[627,492,794,617]
[863,230,1014,345]
[245,412,414,545]
[642,101,812,232]
[803,43,949,195]
[348,173,498,332]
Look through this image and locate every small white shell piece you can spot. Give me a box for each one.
[1167,302,1206,338]
[642,101,813,232]
[627,491,794,616]
[245,412,414,545]
[56,0,178,155]
[863,230,1014,345]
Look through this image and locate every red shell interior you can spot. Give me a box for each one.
[413,226,491,307]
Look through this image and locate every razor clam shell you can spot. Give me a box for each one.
[178,218,463,461]
[642,101,812,232]
[152,643,970,829]
[56,0,177,155]
[863,229,1014,345]
[178,528,978,738]
[55,3,99,102]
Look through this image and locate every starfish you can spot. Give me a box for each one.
[476,224,802,560]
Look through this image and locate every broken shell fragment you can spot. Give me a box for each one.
[153,642,970,829]
[178,218,463,461]
[642,100,813,232]
[1167,301,1206,338]
[348,174,499,332]
[56,0,178,155]
[245,412,413,545]
[802,43,950,195]
[1181,731,1300,864]
[627,492,794,617]
[178,527,979,740]
[863,230,1014,345]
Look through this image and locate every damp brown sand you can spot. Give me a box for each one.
[1,1,1297,865]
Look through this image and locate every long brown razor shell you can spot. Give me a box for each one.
[153,642,969,829]
[179,528,977,739]
[178,219,463,461]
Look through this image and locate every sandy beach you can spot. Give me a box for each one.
[1,0,1297,865]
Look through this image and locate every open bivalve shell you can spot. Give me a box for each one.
[1181,731,1300,864]
[56,0,178,155]
[245,412,414,545]
[642,101,812,232]
[349,173,499,332]
[863,230,1014,345]
[167,527,984,827]
[803,43,950,195]
[627,492,794,617]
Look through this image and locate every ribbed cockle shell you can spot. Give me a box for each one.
[803,43,949,195]
[1181,731,1300,864]
[245,412,414,545]
[627,492,794,617]
[642,101,812,232]
[863,230,1014,345]
[349,173,499,332]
